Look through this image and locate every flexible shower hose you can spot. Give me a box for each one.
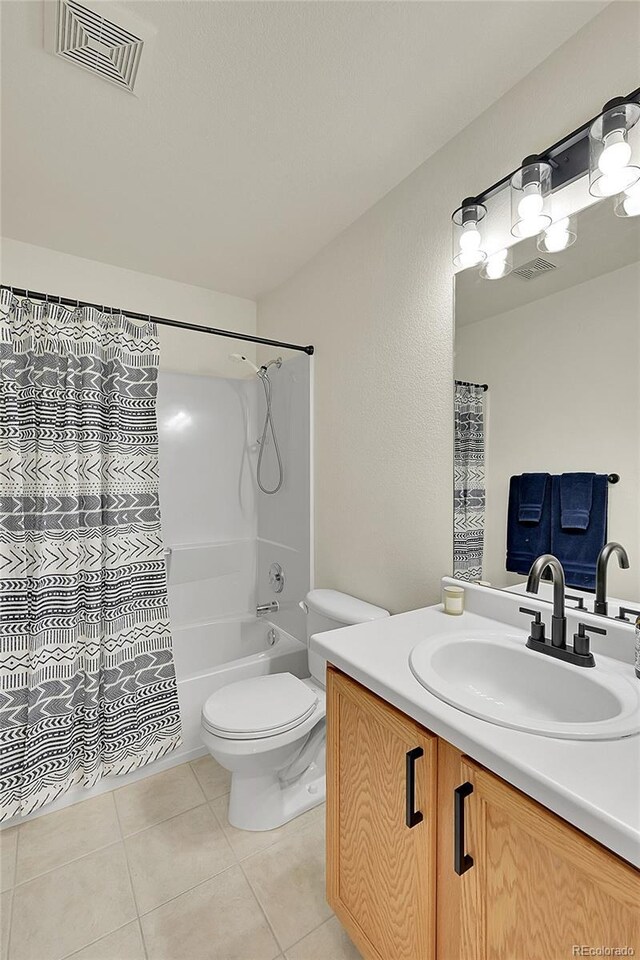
[257,370,283,494]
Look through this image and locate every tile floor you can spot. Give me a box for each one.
[0,758,361,960]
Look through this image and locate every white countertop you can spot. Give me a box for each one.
[311,582,640,867]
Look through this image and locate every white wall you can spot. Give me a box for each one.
[0,238,256,376]
[456,262,640,601]
[257,3,640,614]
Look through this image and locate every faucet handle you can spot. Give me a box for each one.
[615,606,640,623]
[519,607,546,642]
[572,622,605,663]
[566,594,586,610]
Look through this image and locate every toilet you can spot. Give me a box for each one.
[201,589,390,831]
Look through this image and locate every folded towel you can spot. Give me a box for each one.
[560,473,594,530]
[551,474,607,590]
[518,473,549,524]
[506,474,552,576]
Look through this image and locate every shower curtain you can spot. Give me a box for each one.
[0,291,181,820]
[453,382,485,581]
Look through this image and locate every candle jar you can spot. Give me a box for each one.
[443,585,465,616]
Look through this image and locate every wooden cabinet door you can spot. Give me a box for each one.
[327,667,437,960]
[457,758,640,960]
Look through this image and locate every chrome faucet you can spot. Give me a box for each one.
[257,600,279,617]
[526,554,567,649]
[594,542,630,616]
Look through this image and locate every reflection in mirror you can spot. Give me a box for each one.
[453,201,640,619]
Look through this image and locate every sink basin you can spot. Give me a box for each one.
[409,631,640,740]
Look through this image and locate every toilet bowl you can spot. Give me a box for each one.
[201,589,389,831]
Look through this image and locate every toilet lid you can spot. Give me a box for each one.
[202,673,319,739]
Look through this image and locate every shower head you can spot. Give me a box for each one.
[228,353,261,375]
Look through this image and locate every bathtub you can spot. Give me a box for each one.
[175,615,309,756]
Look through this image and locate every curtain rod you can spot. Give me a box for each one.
[1,284,315,356]
[455,379,488,392]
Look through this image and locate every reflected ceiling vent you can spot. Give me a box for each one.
[44,0,156,95]
[512,257,557,281]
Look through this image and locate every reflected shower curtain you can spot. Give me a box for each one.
[0,291,181,819]
[453,383,485,581]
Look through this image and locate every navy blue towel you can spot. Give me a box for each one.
[506,474,552,576]
[551,474,607,590]
[560,473,593,530]
[518,473,549,524]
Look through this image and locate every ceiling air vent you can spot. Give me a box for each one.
[512,258,557,282]
[44,0,155,95]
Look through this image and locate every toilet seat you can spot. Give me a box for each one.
[202,673,319,740]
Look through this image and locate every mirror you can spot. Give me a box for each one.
[453,200,640,619]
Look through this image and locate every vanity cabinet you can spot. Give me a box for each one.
[326,666,437,960]
[447,758,640,960]
[327,667,640,960]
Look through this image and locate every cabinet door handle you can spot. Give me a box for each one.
[454,782,474,875]
[405,747,424,828]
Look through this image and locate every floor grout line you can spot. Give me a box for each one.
[283,915,336,955]
[120,798,214,842]
[135,860,239,919]
[115,800,208,840]
[135,917,148,960]
[58,920,139,960]
[9,838,125,891]
[11,835,122,890]
[4,887,14,960]
[209,798,326,866]
[113,795,148,960]
[188,759,231,801]
[238,858,286,956]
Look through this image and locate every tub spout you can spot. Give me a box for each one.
[257,601,279,617]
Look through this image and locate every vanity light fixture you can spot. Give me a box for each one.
[537,215,577,253]
[614,181,640,217]
[480,248,512,280]
[589,98,640,198]
[451,198,487,269]
[450,86,640,271]
[510,156,552,239]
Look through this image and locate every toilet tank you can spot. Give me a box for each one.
[302,589,390,687]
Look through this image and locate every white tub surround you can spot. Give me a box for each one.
[310,579,640,867]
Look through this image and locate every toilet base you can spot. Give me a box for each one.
[228,756,325,831]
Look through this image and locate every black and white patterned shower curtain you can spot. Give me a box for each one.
[453,383,485,581]
[0,291,181,819]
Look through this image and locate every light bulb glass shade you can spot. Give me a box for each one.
[510,161,552,239]
[614,182,640,218]
[480,248,513,280]
[452,200,487,268]
[537,215,577,253]
[589,101,640,198]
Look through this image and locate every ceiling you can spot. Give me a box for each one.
[0,1,608,299]
[455,200,640,327]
